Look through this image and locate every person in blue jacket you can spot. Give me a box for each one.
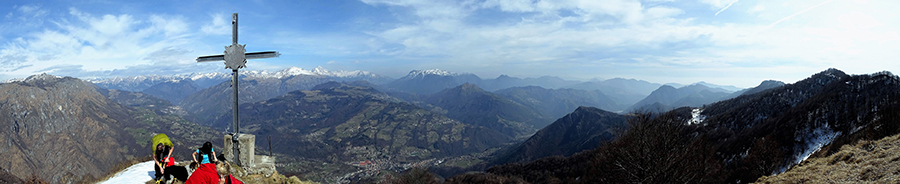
[193,141,218,165]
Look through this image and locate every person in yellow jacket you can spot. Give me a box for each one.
[152,133,174,181]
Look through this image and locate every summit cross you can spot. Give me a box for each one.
[196,13,280,166]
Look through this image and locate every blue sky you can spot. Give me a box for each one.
[1,0,897,88]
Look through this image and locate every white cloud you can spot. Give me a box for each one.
[353,0,900,87]
[482,0,536,12]
[748,4,765,14]
[201,13,231,35]
[362,0,698,65]
[4,4,49,28]
[645,6,684,19]
[16,5,48,19]
[150,15,188,37]
[0,8,201,80]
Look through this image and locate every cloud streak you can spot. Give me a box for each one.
[715,0,738,16]
[766,0,835,29]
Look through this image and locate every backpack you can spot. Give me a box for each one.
[156,146,175,167]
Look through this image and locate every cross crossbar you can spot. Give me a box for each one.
[196,51,281,62]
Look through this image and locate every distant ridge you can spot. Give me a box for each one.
[494,106,626,164]
[426,83,544,137]
[626,83,730,113]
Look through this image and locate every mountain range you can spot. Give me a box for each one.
[564,78,665,111]
[494,86,618,120]
[626,79,786,113]
[14,66,896,183]
[437,69,900,184]
[384,69,583,95]
[626,84,732,113]
[86,66,392,92]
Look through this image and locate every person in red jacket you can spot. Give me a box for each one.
[185,162,219,184]
[186,142,222,184]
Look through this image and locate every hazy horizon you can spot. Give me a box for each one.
[1,0,898,88]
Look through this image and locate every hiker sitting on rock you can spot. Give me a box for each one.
[193,141,218,165]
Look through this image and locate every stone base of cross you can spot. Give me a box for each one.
[196,13,279,166]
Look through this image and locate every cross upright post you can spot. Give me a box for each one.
[196,13,280,167]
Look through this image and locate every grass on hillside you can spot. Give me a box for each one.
[756,134,900,183]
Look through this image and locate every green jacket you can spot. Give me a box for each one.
[151,133,173,153]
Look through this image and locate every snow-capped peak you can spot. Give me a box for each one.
[236,67,316,79]
[405,69,455,78]
[273,67,316,78]
[188,72,231,81]
[312,66,377,78]
[3,77,26,83]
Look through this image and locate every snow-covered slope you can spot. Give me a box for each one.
[98,161,155,184]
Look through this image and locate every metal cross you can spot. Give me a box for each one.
[196,13,280,166]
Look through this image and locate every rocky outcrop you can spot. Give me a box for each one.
[0,74,140,183]
[0,168,23,184]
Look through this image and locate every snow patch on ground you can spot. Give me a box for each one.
[777,124,840,174]
[795,126,840,165]
[98,161,155,184]
[688,108,705,125]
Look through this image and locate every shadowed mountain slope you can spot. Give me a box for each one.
[0,74,141,184]
[697,69,900,182]
[426,83,546,137]
[494,106,627,164]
